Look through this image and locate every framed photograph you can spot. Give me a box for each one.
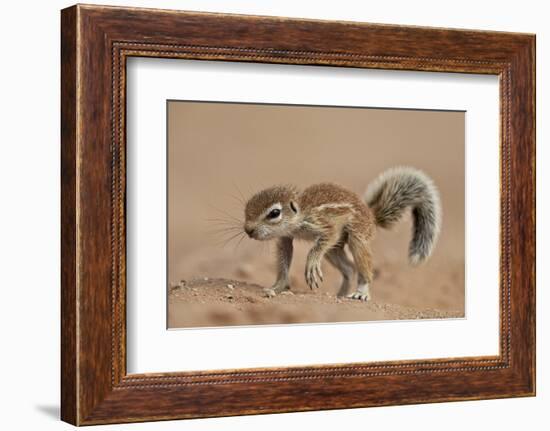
[164,100,465,329]
[61,4,535,425]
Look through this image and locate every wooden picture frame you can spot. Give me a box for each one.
[61,4,535,425]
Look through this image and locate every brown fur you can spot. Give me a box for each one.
[244,182,376,299]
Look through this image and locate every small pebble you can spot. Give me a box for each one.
[226,284,234,290]
[203,277,209,281]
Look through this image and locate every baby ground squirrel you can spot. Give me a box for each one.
[243,166,441,300]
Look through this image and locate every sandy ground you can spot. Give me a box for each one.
[168,214,465,328]
[167,102,465,329]
[168,277,463,328]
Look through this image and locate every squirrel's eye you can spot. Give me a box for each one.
[266,208,281,219]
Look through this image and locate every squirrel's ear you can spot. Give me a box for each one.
[289,201,298,213]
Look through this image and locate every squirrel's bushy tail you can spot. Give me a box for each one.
[364,166,441,265]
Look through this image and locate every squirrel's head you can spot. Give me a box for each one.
[243,185,300,241]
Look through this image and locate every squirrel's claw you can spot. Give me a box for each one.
[305,260,323,289]
[316,265,324,282]
[347,284,371,301]
[347,292,370,301]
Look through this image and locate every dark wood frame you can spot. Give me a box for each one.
[61,4,536,426]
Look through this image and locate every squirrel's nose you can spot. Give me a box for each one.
[244,226,255,237]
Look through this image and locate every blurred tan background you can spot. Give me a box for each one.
[167,101,465,328]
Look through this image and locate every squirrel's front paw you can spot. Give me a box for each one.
[305,259,323,289]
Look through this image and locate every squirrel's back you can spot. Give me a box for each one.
[299,183,367,213]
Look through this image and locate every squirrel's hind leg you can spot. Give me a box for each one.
[346,235,374,301]
[325,246,355,297]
